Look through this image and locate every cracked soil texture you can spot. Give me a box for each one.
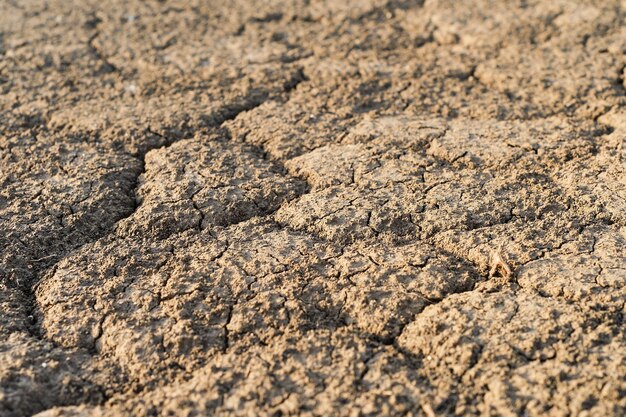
[1,0,625,416]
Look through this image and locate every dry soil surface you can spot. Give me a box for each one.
[1,1,625,416]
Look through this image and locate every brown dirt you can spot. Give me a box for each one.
[1,1,625,416]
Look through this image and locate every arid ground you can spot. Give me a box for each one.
[1,1,625,416]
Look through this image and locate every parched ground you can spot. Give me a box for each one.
[1,1,625,416]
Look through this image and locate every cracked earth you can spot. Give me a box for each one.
[1,1,625,416]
